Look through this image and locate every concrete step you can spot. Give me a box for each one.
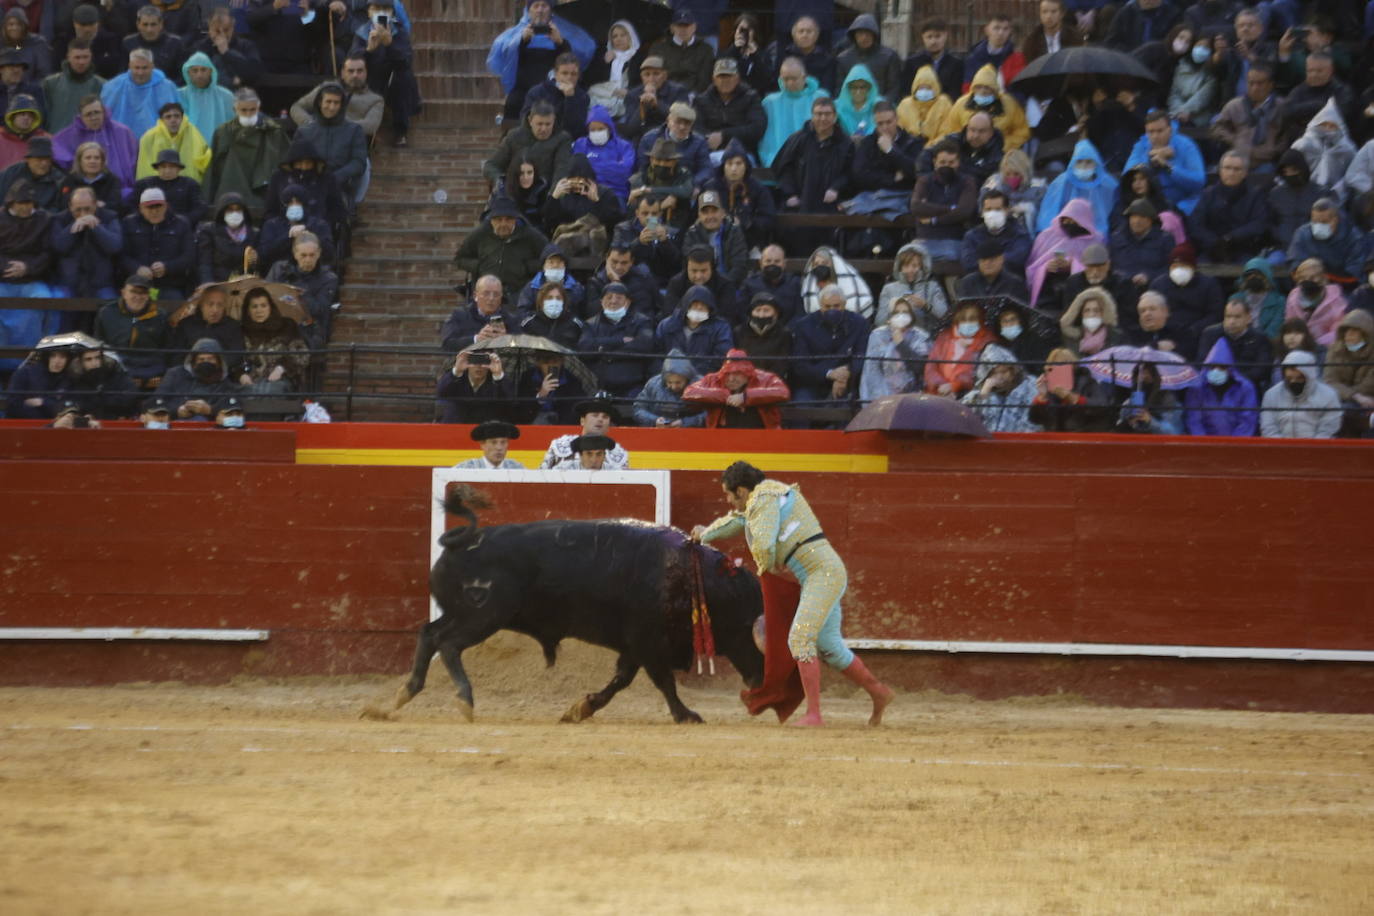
[351,200,474,229]
[351,225,469,251]
[342,253,453,285]
[417,72,505,100]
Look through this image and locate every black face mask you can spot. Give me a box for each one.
[936,165,957,182]
[1281,172,1304,187]
[811,264,833,282]
[1242,276,1266,293]
[1062,222,1091,237]
[1285,379,1306,396]
[83,365,105,383]
[820,309,844,325]
[761,264,783,283]
[193,361,221,381]
[1299,280,1323,299]
[750,316,775,334]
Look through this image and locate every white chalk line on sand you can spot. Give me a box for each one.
[6,723,1369,781]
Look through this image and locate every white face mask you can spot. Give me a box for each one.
[588,129,610,146]
[1081,315,1104,332]
[982,209,1006,231]
[602,305,627,321]
[1172,38,1190,55]
[542,298,563,318]
[144,419,169,430]
[1000,323,1022,340]
[1169,266,1193,286]
[224,210,245,228]
[914,87,935,102]
[1205,368,1229,385]
[889,312,912,329]
[237,114,257,128]
[285,204,304,222]
[957,321,980,338]
[1310,221,1334,241]
[687,308,709,325]
[1348,339,1367,353]
[544,267,565,283]
[220,414,245,428]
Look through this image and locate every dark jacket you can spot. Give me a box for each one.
[265,134,346,228]
[518,308,583,350]
[92,297,170,380]
[956,269,1030,302]
[917,129,1004,186]
[155,340,243,415]
[0,204,51,279]
[653,286,734,375]
[522,77,591,140]
[296,84,368,193]
[763,40,836,95]
[740,269,804,324]
[196,192,260,284]
[702,140,775,245]
[1028,366,1115,431]
[170,314,248,374]
[852,126,924,191]
[960,219,1032,275]
[482,121,573,187]
[62,350,140,417]
[789,308,868,393]
[692,83,767,154]
[451,219,549,296]
[0,159,63,211]
[539,154,624,233]
[618,79,690,141]
[611,216,680,283]
[901,50,962,101]
[131,173,206,225]
[516,363,587,424]
[663,268,738,324]
[1105,0,1181,51]
[585,261,659,321]
[835,15,903,102]
[679,217,750,287]
[910,169,977,243]
[577,309,655,393]
[1195,323,1273,394]
[435,369,518,424]
[635,125,713,186]
[1267,151,1329,248]
[1187,180,1271,262]
[773,123,854,211]
[48,204,122,295]
[187,31,262,89]
[1148,270,1226,338]
[647,35,713,94]
[118,210,194,294]
[59,169,124,216]
[732,316,795,381]
[440,304,521,354]
[121,31,187,85]
[265,258,340,335]
[1058,270,1141,327]
[5,356,65,418]
[1109,225,1174,282]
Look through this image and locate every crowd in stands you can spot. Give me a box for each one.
[441,0,1374,440]
[1,0,417,422]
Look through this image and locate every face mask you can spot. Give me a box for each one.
[237,114,257,128]
[1282,172,1304,187]
[192,361,219,381]
[915,88,935,102]
[1300,279,1323,299]
[588,129,610,146]
[820,309,845,325]
[982,209,1006,231]
[811,265,833,282]
[285,204,304,222]
[957,321,979,338]
[542,299,564,318]
[973,92,995,106]
[220,414,245,428]
[1000,323,1022,340]
[1081,315,1103,332]
[1243,276,1266,293]
[1172,38,1190,55]
[936,165,957,182]
[1310,221,1333,241]
[1004,173,1023,190]
[762,264,783,283]
[1347,339,1366,353]
[144,419,169,430]
[889,312,912,329]
[1285,379,1305,396]
[1191,45,1210,64]
[544,267,565,283]
[224,210,244,228]
[750,316,775,333]
[603,305,627,321]
[1072,165,1095,182]
[1206,368,1229,386]
[1062,222,1090,237]
[1169,266,1193,286]
[687,308,709,324]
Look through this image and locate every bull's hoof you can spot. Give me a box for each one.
[674,710,704,724]
[359,706,393,722]
[560,695,595,724]
[455,699,475,723]
[392,683,416,711]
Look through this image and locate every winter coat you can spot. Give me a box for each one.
[5,356,64,418]
[1268,151,1329,251]
[731,315,794,382]
[585,262,659,321]
[626,161,693,224]
[852,123,923,192]
[1148,269,1225,336]
[240,303,309,389]
[482,121,573,187]
[1286,219,1370,281]
[205,113,289,218]
[265,259,340,335]
[610,215,679,283]
[876,240,948,330]
[1260,350,1342,438]
[92,296,170,380]
[59,169,125,215]
[118,210,194,294]
[632,349,705,427]
[691,82,766,154]
[290,80,383,138]
[170,314,248,373]
[1186,179,1270,262]
[540,154,624,234]
[799,247,874,321]
[1059,287,1126,358]
[1109,224,1174,282]
[1321,309,1374,399]
[646,34,713,94]
[577,309,654,393]
[517,308,583,350]
[653,288,734,375]
[759,74,829,167]
[895,65,952,144]
[859,322,929,402]
[154,339,243,415]
[522,77,591,140]
[634,125,712,186]
[41,61,105,134]
[257,211,334,274]
[48,204,122,295]
[1036,139,1119,235]
[0,204,50,279]
[130,173,205,225]
[1166,56,1219,125]
[516,263,587,318]
[702,139,776,243]
[762,39,837,96]
[956,268,1030,302]
[679,218,749,287]
[439,304,520,354]
[909,166,977,243]
[196,194,260,284]
[1284,283,1349,347]
[1228,257,1287,339]
[571,104,635,201]
[960,217,1032,276]
[1105,0,1181,50]
[61,350,140,418]
[740,268,803,325]
[1029,365,1116,432]
[682,349,791,429]
[789,308,868,394]
[264,135,345,228]
[0,159,62,212]
[1210,93,1285,169]
[435,369,518,425]
[618,79,689,142]
[121,32,188,83]
[941,65,1030,150]
[295,86,368,194]
[835,15,902,102]
[1122,122,1206,214]
[451,219,549,298]
[188,30,263,94]
[960,344,1040,432]
[1183,336,1259,437]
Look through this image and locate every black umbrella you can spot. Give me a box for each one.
[845,393,991,438]
[976,296,1060,347]
[556,0,673,47]
[1010,47,1160,98]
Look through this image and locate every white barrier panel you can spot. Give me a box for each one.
[0,628,270,641]
[845,639,1374,663]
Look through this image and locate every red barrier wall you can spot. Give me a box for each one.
[2,429,1372,712]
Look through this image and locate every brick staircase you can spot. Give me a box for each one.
[324,0,509,421]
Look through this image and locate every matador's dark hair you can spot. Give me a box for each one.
[721,461,766,492]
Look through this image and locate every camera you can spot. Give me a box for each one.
[468,352,492,366]
[372,12,389,28]
[532,23,551,34]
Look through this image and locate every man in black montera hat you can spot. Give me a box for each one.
[539,392,631,469]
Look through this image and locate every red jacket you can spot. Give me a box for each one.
[683,350,791,429]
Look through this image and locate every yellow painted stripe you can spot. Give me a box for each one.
[295,448,888,473]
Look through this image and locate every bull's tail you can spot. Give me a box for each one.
[438,485,492,548]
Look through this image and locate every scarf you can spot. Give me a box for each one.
[606,20,640,87]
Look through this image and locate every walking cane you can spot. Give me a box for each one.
[328,9,338,78]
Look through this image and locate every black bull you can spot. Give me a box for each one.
[381,490,765,724]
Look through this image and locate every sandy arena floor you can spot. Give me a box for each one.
[2,635,1372,915]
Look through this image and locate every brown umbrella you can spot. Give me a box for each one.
[167,279,313,327]
[469,333,599,391]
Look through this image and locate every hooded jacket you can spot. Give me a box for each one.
[1290,99,1356,196]
[0,195,51,279]
[154,336,243,415]
[290,79,383,138]
[682,349,790,429]
[577,303,655,393]
[177,52,235,147]
[1060,287,1126,355]
[835,14,902,102]
[1321,309,1374,400]
[515,241,587,317]
[206,106,289,218]
[1036,139,1118,235]
[876,240,948,329]
[632,348,705,427]
[0,99,42,174]
[959,342,1040,432]
[1261,350,1342,438]
[41,58,103,134]
[572,104,635,201]
[296,83,367,192]
[197,192,260,285]
[49,200,122,295]
[895,65,952,143]
[0,157,61,212]
[1268,149,1329,248]
[941,64,1029,150]
[652,285,734,375]
[859,313,929,402]
[1123,119,1205,214]
[540,152,624,231]
[61,349,140,418]
[702,138,776,243]
[265,134,345,228]
[835,62,878,137]
[51,108,138,191]
[799,246,874,321]
[134,109,210,182]
[257,182,334,270]
[100,63,179,139]
[1183,335,1259,437]
[240,291,310,388]
[1027,197,1105,305]
[759,73,829,167]
[1226,257,1286,339]
[5,347,67,418]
